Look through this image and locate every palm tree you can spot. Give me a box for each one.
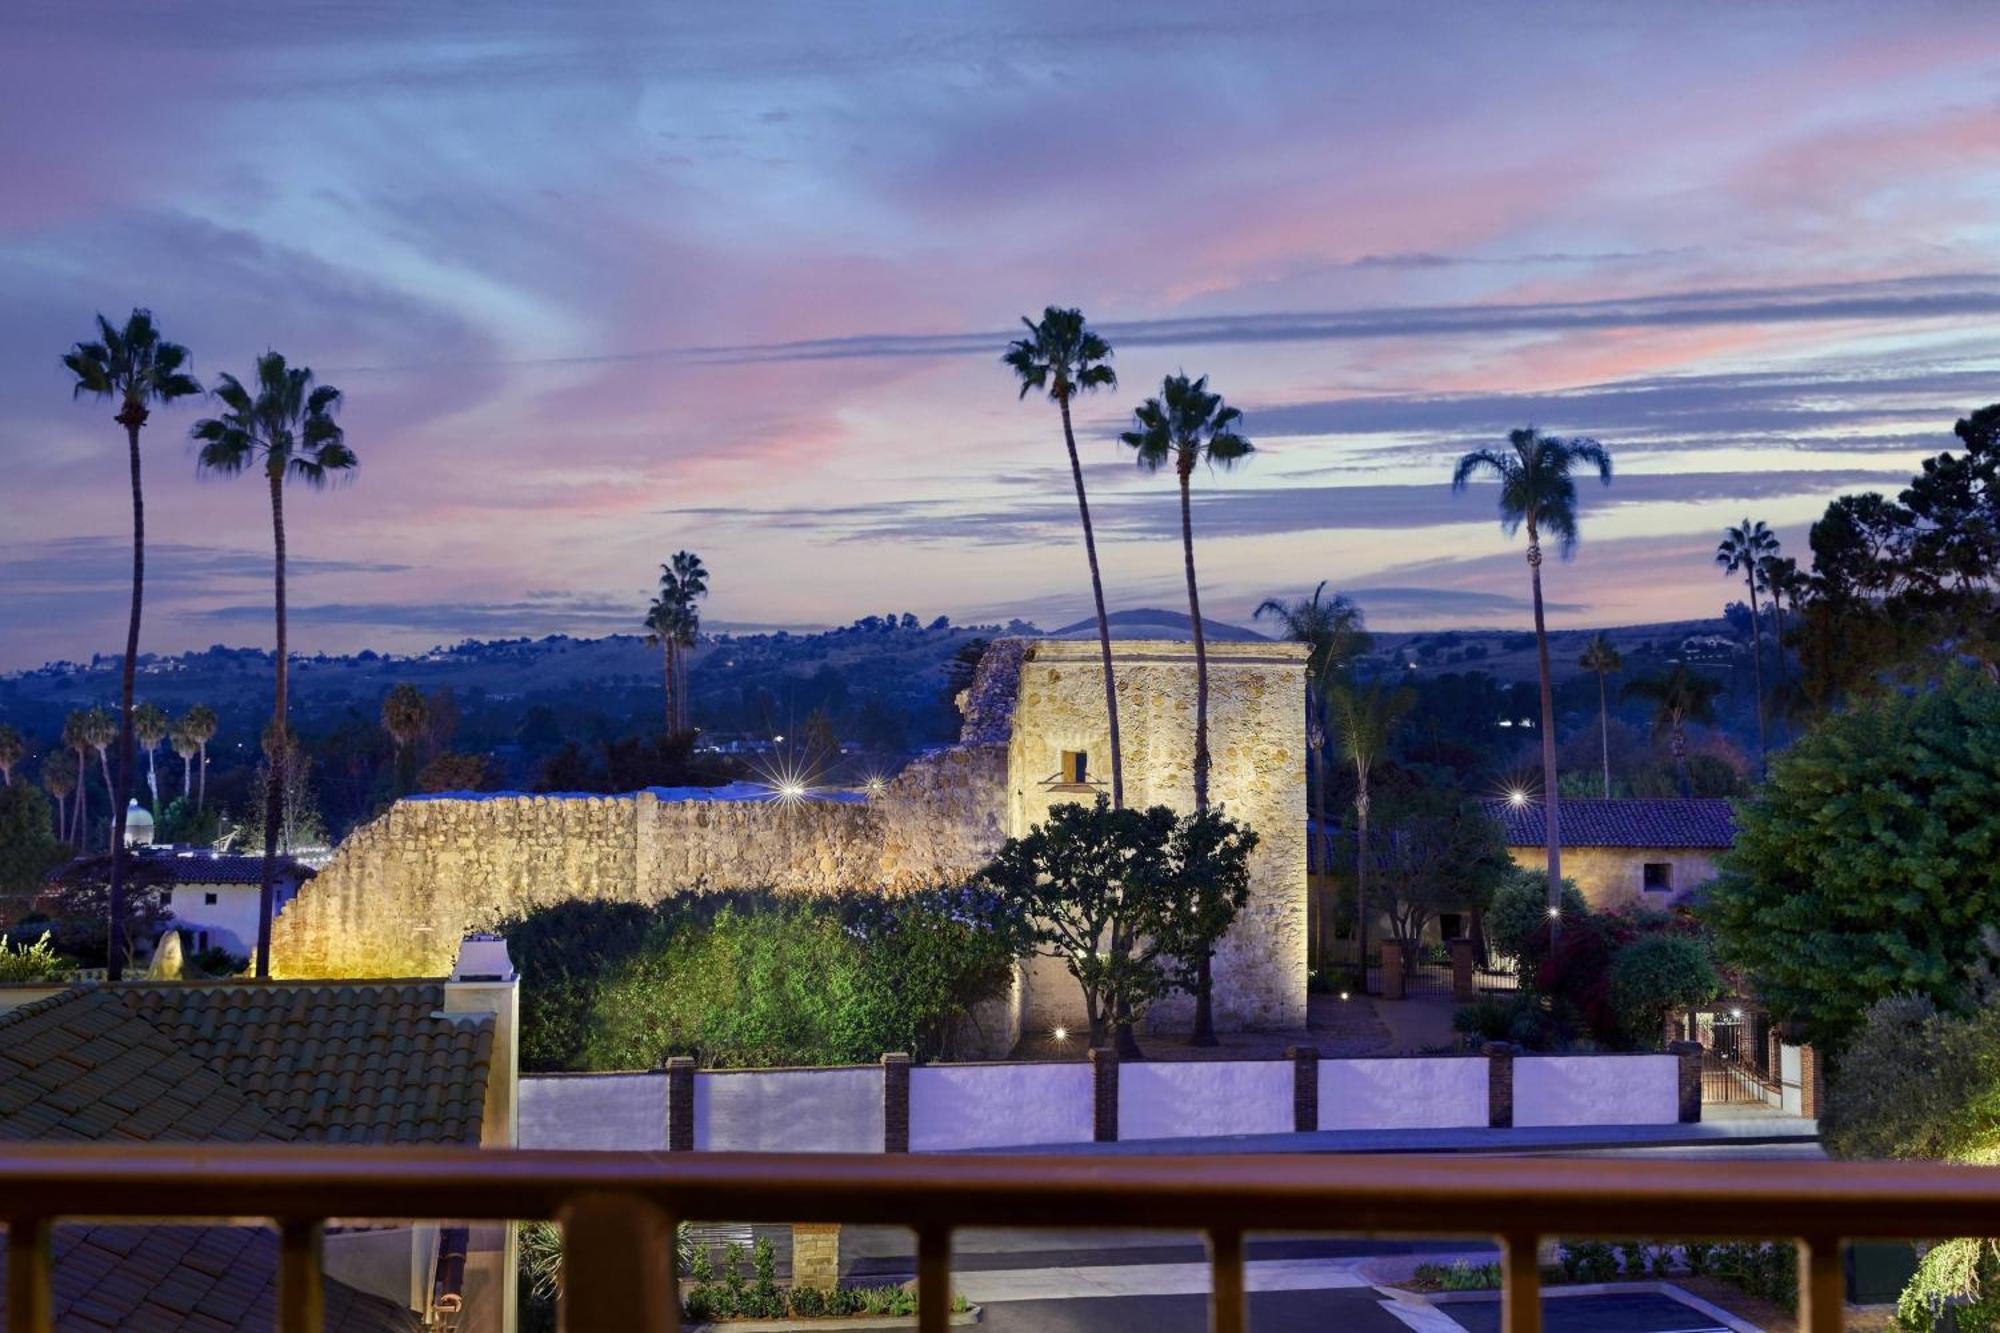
[1452,428,1612,910]
[61,710,93,846]
[1717,518,1779,771]
[1254,582,1370,893]
[81,707,117,849]
[1328,681,1414,989]
[169,717,199,804]
[132,702,168,809]
[193,350,356,979]
[1577,634,1623,798]
[1121,373,1253,812]
[63,308,201,979]
[1759,552,1803,715]
[1622,665,1726,797]
[382,684,430,796]
[642,591,683,732]
[43,763,74,844]
[667,551,708,734]
[183,705,218,809]
[1004,307,1125,808]
[0,724,22,787]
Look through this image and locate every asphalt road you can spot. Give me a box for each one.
[1443,1292,1733,1332]
[977,1288,1416,1331]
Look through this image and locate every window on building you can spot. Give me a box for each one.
[203,891,219,906]
[1643,862,1673,893]
[1059,750,1088,785]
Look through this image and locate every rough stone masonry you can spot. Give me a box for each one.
[272,638,1309,1032]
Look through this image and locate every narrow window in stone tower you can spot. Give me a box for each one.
[1060,750,1088,785]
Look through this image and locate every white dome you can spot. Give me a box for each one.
[123,798,156,848]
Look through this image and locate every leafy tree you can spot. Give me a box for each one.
[132,702,168,808]
[1153,806,1259,1037]
[1452,428,1613,915]
[1716,518,1779,769]
[1607,933,1720,1045]
[194,350,357,977]
[1621,664,1725,797]
[1004,308,1125,807]
[63,308,201,980]
[417,751,501,793]
[381,683,430,795]
[0,783,65,895]
[153,796,218,848]
[1485,868,1587,962]
[0,724,22,787]
[1327,681,1414,979]
[1577,634,1622,798]
[1368,793,1512,955]
[1120,374,1253,1044]
[1704,670,2000,1047]
[978,797,1178,1052]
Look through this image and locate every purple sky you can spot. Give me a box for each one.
[4,2,1999,669]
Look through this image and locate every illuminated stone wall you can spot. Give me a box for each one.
[1500,844,1720,912]
[274,637,1310,1034]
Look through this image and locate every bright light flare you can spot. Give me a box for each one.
[1051,1026,1069,1043]
[1507,789,1528,807]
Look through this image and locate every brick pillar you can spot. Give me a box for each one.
[1287,1045,1320,1133]
[1381,941,1407,1001]
[1484,1042,1514,1128]
[881,1053,911,1153]
[1799,1044,1823,1119]
[1448,938,1475,1002]
[1668,1040,1703,1124]
[665,1056,695,1152]
[791,1224,841,1290]
[1089,1047,1119,1142]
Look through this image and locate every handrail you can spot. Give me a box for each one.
[6,1144,1998,1332]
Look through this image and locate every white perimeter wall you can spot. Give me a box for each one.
[910,1063,1094,1150]
[695,1068,884,1152]
[1514,1055,1679,1127]
[1319,1058,1489,1130]
[1120,1061,1294,1141]
[520,1073,667,1150]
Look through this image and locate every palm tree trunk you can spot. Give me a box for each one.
[144,743,158,809]
[662,641,675,734]
[1057,393,1124,809]
[182,751,193,803]
[197,742,207,810]
[1355,779,1371,990]
[1770,599,1790,743]
[1177,465,1220,1046]
[51,791,65,842]
[1745,574,1767,773]
[72,750,87,845]
[97,750,114,847]
[1674,726,1690,798]
[255,472,288,980]
[1528,539,1563,915]
[1597,669,1611,798]
[105,413,145,973]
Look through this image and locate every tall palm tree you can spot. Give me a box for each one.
[382,684,430,795]
[63,309,201,978]
[642,592,680,732]
[43,763,74,844]
[1622,665,1726,797]
[183,705,218,809]
[169,717,199,804]
[0,724,22,788]
[1004,307,1125,808]
[1120,372,1253,812]
[61,710,93,846]
[193,351,356,979]
[1759,551,1803,715]
[1717,518,1779,771]
[1452,428,1612,911]
[1254,580,1370,833]
[1328,681,1414,989]
[1577,634,1623,798]
[667,550,709,734]
[132,702,168,809]
[81,707,117,849]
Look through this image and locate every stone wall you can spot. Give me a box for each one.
[272,743,1008,979]
[1008,639,1310,1032]
[1501,844,1719,911]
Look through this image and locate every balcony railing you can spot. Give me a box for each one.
[5,1143,1998,1332]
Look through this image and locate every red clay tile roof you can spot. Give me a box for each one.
[1481,796,1737,849]
[0,1225,422,1332]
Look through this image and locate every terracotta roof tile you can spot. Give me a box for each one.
[1481,796,1736,849]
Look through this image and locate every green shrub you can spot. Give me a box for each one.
[505,889,1022,1071]
[1411,1260,1502,1291]
[0,931,67,983]
[1557,1240,1621,1284]
[1607,933,1721,1044]
[0,783,64,895]
[1485,869,1588,963]
[787,1285,827,1317]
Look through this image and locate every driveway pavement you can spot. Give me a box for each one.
[1441,1291,1737,1331]
[978,1288,1416,1331]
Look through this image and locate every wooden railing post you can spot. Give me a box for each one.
[916,1226,953,1333]
[277,1219,324,1333]
[1208,1227,1246,1333]
[1501,1233,1541,1333]
[1800,1236,1844,1333]
[6,1217,52,1333]
[560,1192,680,1333]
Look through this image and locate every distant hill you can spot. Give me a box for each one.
[1047,608,1269,642]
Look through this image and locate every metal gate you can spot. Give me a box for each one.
[1678,1006,1779,1106]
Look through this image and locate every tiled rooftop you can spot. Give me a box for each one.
[1481,796,1737,849]
[129,851,315,885]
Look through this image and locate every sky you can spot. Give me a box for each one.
[2,1,1998,669]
